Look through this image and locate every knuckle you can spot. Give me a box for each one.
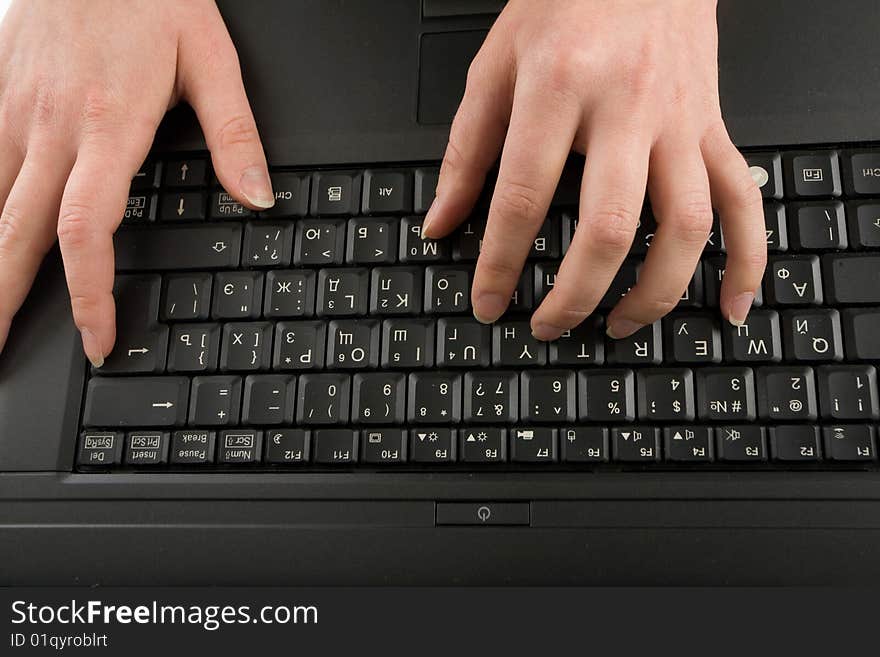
[731,247,769,273]
[638,296,679,319]
[31,82,60,129]
[68,293,102,325]
[214,113,260,151]
[671,195,714,245]
[440,136,468,177]
[586,204,639,252]
[79,90,123,134]
[56,202,94,248]
[477,257,521,285]
[491,180,545,226]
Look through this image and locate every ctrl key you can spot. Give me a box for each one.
[77,432,124,468]
[170,430,216,465]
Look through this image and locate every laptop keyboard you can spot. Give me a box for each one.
[76,144,880,471]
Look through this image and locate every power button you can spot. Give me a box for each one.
[435,502,530,526]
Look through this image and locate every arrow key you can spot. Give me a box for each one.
[159,191,206,222]
[83,377,190,427]
[164,158,208,188]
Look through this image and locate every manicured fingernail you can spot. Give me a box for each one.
[531,322,563,342]
[728,292,755,327]
[606,318,643,340]
[80,329,104,368]
[421,200,438,239]
[239,166,275,209]
[473,292,508,324]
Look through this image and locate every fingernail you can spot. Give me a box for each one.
[728,292,755,327]
[421,199,438,239]
[606,318,644,340]
[239,166,275,209]
[80,329,104,368]
[531,322,563,342]
[473,292,508,324]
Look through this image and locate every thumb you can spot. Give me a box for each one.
[178,21,274,209]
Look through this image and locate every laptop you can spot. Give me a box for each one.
[2,0,880,585]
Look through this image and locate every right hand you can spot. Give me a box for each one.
[0,0,274,366]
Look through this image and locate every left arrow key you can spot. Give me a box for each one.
[83,377,190,428]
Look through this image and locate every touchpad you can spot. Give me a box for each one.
[418,30,488,125]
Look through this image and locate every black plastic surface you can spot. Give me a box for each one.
[1,0,880,584]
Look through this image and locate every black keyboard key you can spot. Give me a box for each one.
[529,218,561,259]
[209,191,252,220]
[436,318,490,368]
[293,219,346,265]
[414,167,439,214]
[612,426,660,463]
[842,309,880,360]
[715,425,767,462]
[770,425,821,462]
[312,171,361,216]
[452,216,485,261]
[745,152,784,200]
[607,322,662,365]
[212,272,263,319]
[756,366,818,421]
[822,425,876,462]
[463,371,519,423]
[381,318,434,368]
[410,428,456,463]
[296,374,351,425]
[510,427,557,463]
[763,202,788,252]
[83,377,189,427]
[560,427,609,463]
[362,169,413,214]
[220,322,273,371]
[578,370,636,422]
[460,427,507,463]
[351,372,406,424]
[371,267,423,315]
[312,429,358,464]
[817,365,879,420]
[264,270,316,318]
[665,314,722,363]
[849,202,880,248]
[845,150,880,195]
[789,202,847,250]
[101,275,167,374]
[316,268,369,316]
[598,260,639,310]
[781,309,843,361]
[785,151,841,198]
[131,161,161,191]
[361,429,407,464]
[722,309,782,362]
[77,431,125,467]
[243,222,293,267]
[217,430,262,464]
[125,431,170,466]
[696,367,756,422]
[520,370,576,423]
[425,266,471,313]
[399,216,450,262]
[116,224,242,271]
[188,376,242,426]
[533,263,557,303]
[637,368,695,422]
[264,429,310,464]
[168,323,221,373]
[159,191,205,222]
[509,266,535,312]
[493,321,547,366]
[170,430,216,465]
[664,426,713,462]
[765,255,822,305]
[165,158,208,187]
[822,254,880,304]
[703,256,764,309]
[162,273,213,321]
[261,172,310,218]
[347,217,398,264]
[549,316,604,366]
[124,192,157,223]
[242,375,295,425]
[677,267,705,308]
[407,372,462,424]
[327,319,380,369]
